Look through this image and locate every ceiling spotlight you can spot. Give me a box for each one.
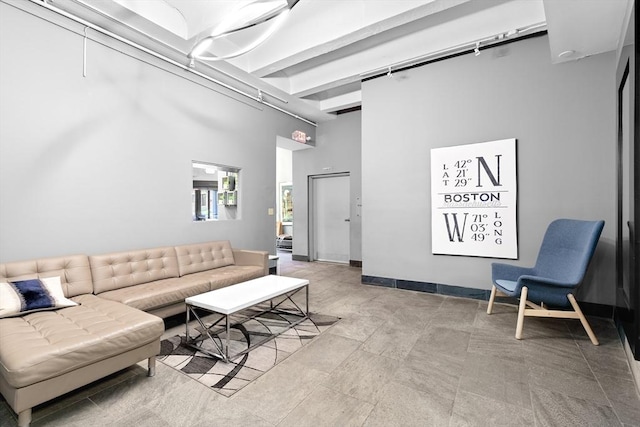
[474,42,481,56]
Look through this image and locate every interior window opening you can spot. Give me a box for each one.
[192,161,240,221]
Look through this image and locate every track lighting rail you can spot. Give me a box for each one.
[362,22,547,81]
[22,0,317,126]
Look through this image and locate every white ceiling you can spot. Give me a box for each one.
[41,0,632,124]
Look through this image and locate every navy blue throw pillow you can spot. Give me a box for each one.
[10,279,55,311]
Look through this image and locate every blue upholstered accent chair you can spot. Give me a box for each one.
[486,219,605,345]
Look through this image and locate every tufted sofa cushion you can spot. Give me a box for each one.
[183,265,266,291]
[0,255,93,298]
[90,247,179,294]
[175,241,236,276]
[0,294,163,389]
[96,276,210,312]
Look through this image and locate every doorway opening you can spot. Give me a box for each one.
[276,147,293,252]
[275,135,314,255]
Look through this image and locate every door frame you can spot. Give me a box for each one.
[308,172,350,263]
[615,1,639,361]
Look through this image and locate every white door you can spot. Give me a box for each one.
[311,174,350,263]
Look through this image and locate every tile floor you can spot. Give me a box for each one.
[2,252,640,426]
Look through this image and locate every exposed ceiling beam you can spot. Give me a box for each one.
[246,0,471,77]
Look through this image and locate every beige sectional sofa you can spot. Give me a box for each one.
[0,241,268,426]
[90,241,267,319]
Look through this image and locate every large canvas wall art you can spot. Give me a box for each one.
[431,138,518,259]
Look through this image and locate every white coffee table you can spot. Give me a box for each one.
[184,275,309,362]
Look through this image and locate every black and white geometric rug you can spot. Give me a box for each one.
[157,307,339,397]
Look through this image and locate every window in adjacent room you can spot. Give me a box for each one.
[192,161,240,221]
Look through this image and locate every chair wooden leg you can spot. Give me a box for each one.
[567,293,599,345]
[515,286,528,340]
[487,285,497,314]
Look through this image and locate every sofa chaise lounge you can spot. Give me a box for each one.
[0,240,268,426]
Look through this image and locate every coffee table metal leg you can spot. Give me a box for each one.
[185,303,191,342]
[225,314,230,362]
[185,305,228,360]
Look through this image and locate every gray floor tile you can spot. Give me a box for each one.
[320,290,380,317]
[467,327,524,364]
[324,349,400,404]
[568,316,622,343]
[450,390,534,426]
[361,317,423,360]
[89,363,193,414]
[31,399,105,427]
[458,351,531,408]
[370,289,445,311]
[153,382,274,427]
[427,307,478,332]
[106,409,171,427]
[279,386,373,427]
[528,362,609,405]
[579,340,634,380]
[598,374,640,426]
[439,296,481,312]
[414,326,471,361]
[609,399,640,427]
[394,352,461,400]
[309,288,357,313]
[0,401,16,427]
[363,381,453,427]
[28,366,144,424]
[523,336,594,378]
[391,304,437,328]
[531,387,621,427]
[326,313,386,342]
[231,360,328,424]
[474,303,522,338]
[286,331,361,373]
[136,378,224,425]
[517,316,573,340]
[352,296,402,319]
[412,294,449,310]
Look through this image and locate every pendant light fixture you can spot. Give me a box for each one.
[189,0,300,62]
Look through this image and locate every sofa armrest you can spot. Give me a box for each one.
[232,249,269,276]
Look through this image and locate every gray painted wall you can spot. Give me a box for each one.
[293,111,362,262]
[362,35,616,304]
[0,2,315,262]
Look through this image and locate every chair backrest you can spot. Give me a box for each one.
[534,219,605,286]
